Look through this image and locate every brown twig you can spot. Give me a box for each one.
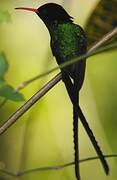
[0,73,62,135]
[0,27,117,135]
[88,27,117,52]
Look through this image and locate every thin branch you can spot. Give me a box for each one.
[15,27,117,91]
[0,154,117,177]
[18,154,117,176]
[15,41,117,92]
[88,27,117,52]
[15,72,47,91]
[0,42,116,109]
[0,28,117,135]
[0,73,62,135]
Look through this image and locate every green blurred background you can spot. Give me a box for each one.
[0,0,117,179]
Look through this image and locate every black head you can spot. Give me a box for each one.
[15,3,73,24]
[37,3,73,23]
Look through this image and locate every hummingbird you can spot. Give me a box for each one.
[15,3,109,180]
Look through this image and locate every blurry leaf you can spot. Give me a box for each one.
[0,52,24,102]
[85,0,117,46]
[0,10,11,23]
[0,52,9,78]
[0,84,25,101]
[0,79,5,89]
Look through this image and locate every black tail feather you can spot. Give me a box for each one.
[73,104,80,180]
[78,106,109,175]
[62,73,80,179]
[61,72,109,178]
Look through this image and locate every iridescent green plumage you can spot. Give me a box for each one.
[51,22,87,84]
[51,23,86,60]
